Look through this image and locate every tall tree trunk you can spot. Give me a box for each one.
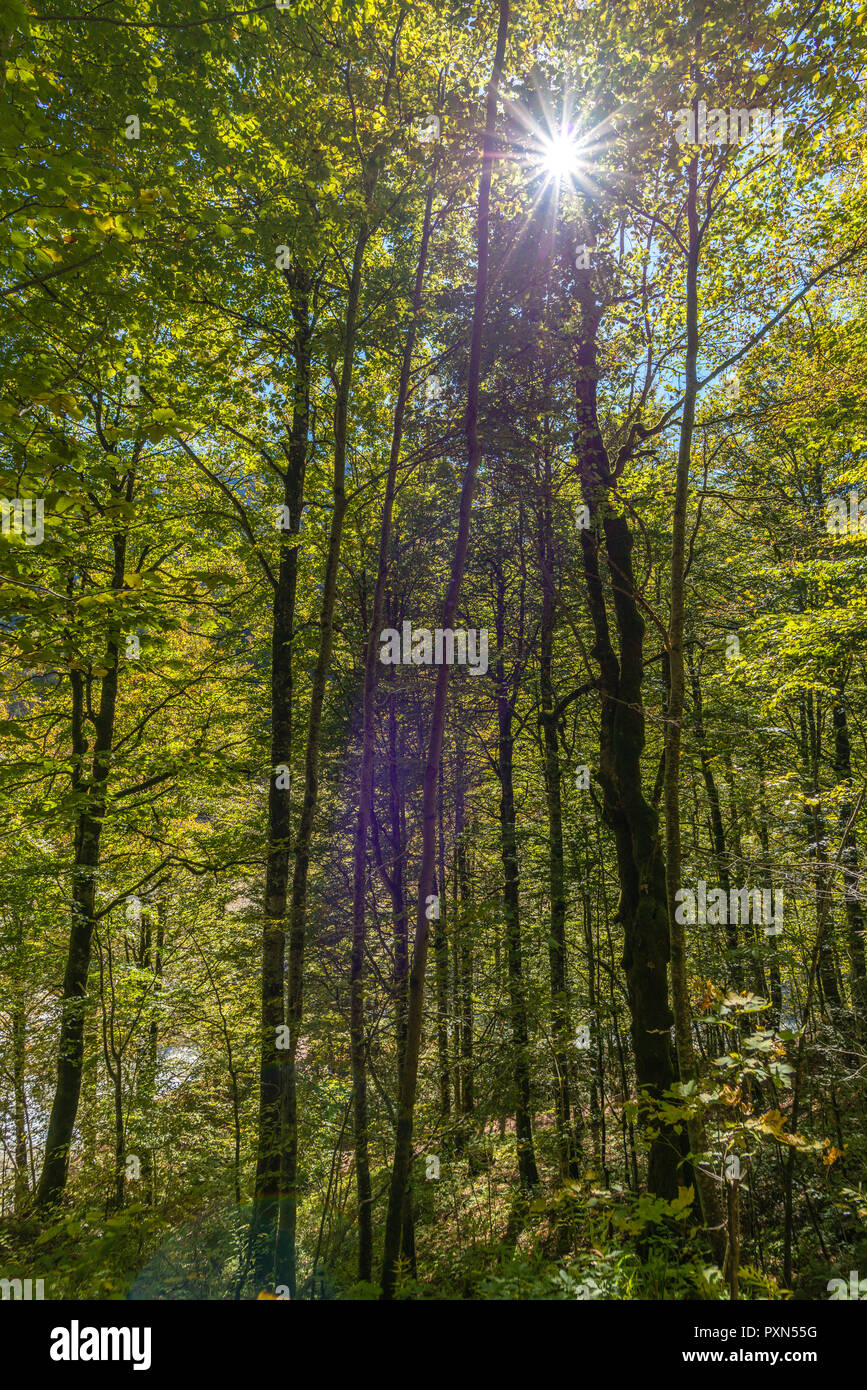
[36,510,129,1211]
[253,271,312,1290]
[280,227,368,1294]
[539,483,574,1180]
[495,569,539,1189]
[95,925,125,1213]
[450,843,463,1123]
[104,962,125,1212]
[379,0,510,1297]
[688,655,738,987]
[573,293,679,1200]
[581,875,604,1177]
[139,902,163,1206]
[662,141,724,1248]
[832,684,867,1035]
[756,751,781,1029]
[350,178,435,1280]
[455,754,473,1135]
[380,677,410,1061]
[435,760,451,1118]
[802,692,842,1014]
[11,914,29,1213]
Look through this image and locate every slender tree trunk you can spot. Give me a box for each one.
[379,0,510,1297]
[802,693,842,1014]
[96,926,125,1213]
[139,903,163,1205]
[456,758,474,1135]
[280,227,368,1294]
[539,485,574,1180]
[252,273,311,1287]
[495,571,539,1189]
[451,842,463,1122]
[756,752,781,1028]
[394,738,416,1274]
[581,880,603,1176]
[832,685,867,1034]
[688,655,738,986]
[435,761,451,1118]
[662,142,724,1249]
[36,514,129,1211]
[725,757,765,999]
[11,919,29,1212]
[350,180,435,1280]
[110,1055,124,1213]
[384,680,410,1061]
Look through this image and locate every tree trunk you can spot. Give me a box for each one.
[495,569,539,1189]
[280,227,368,1294]
[802,692,842,1014]
[253,271,311,1287]
[139,902,163,1205]
[11,918,29,1212]
[832,684,867,1035]
[455,754,473,1136]
[756,752,781,1028]
[662,142,724,1248]
[36,514,129,1211]
[539,484,574,1180]
[379,0,510,1297]
[350,179,435,1280]
[573,291,679,1199]
[435,761,451,1118]
[688,654,738,986]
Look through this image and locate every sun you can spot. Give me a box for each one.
[541,131,583,183]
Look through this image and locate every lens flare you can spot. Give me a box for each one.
[541,131,583,182]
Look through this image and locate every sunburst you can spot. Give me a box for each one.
[507,90,611,203]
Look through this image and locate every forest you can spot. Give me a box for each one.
[2,0,867,1307]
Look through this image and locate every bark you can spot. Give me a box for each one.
[495,565,539,1189]
[581,878,604,1178]
[11,916,29,1213]
[573,295,679,1200]
[253,269,311,1285]
[756,752,781,1028]
[831,685,867,1034]
[688,655,738,986]
[455,753,473,1132]
[96,929,125,1212]
[802,693,842,1014]
[371,677,414,1259]
[36,504,129,1211]
[662,143,724,1249]
[458,832,474,1125]
[539,483,574,1180]
[350,178,435,1280]
[370,668,411,1060]
[724,757,766,999]
[435,761,451,1117]
[280,226,368,1294]
[139,902,164,1205]
[379,0,510,1297]
[450,845,463,1121]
